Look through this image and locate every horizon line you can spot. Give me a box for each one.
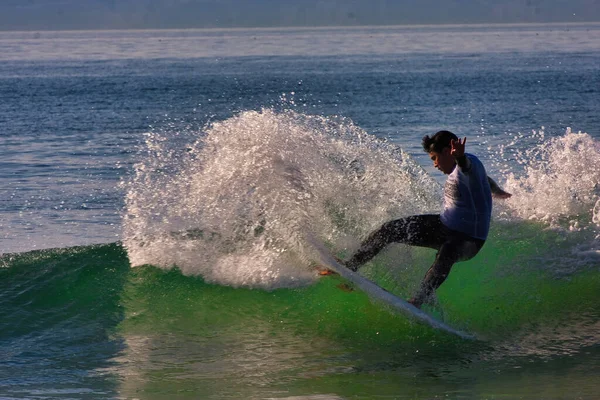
[2,20,600,34]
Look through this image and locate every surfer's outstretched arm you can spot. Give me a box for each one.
[488,176,512,199]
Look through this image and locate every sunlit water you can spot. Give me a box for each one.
[1,24,599,399]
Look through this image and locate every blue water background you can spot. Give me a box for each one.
[1,23,599,252]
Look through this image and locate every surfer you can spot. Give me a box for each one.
[343,130,512,308]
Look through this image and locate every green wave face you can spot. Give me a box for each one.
[2,233,599,399]
[0,244,130,397]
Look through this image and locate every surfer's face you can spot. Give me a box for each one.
[429,148,455,174]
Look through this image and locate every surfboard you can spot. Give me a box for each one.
[308,236,476,340]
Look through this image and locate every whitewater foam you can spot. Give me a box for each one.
[492,128,600,274]
[122,109,441,289]
[123,114,600,286]
[498,128,600,228]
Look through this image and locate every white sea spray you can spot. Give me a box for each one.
[122,109,442,289]
[494,128,600,273]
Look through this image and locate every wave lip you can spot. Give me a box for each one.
[122,109,441,289]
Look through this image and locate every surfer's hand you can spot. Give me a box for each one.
[493,190,512,199]
[450,137,466,158]
[488,176,512,199]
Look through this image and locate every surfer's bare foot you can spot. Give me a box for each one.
[318,268,337,276]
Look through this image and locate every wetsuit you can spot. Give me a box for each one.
[345,153,492,306]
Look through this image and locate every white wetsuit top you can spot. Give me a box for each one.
[440,153,492,240]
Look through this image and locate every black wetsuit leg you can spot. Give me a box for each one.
[345,214,448,271]
[344,214,485,307]
[410,235,484,307]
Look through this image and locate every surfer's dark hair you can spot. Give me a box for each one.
[422,130,459,153]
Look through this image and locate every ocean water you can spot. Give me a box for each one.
[1,24,599,399]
